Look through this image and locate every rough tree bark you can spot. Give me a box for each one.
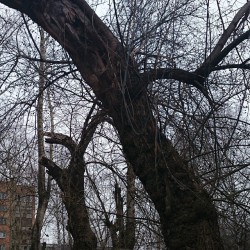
[40,153,97,250]
[1,0,249,249]
[40,110,103,250]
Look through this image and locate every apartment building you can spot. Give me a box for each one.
[0,180,35,250]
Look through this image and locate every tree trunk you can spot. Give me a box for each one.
[41,156,97,250]
[125,163,136,249]
[110,93,223,249]
[40,109,102,249]
[0,1,225,249]
[31,28,51,250]
[62,161,97,250]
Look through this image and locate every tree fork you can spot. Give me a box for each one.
[0,0,229,249]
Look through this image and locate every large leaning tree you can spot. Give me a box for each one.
[0,0,250,249]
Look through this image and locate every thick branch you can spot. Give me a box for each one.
[200,2,250,70]
[197,29,250,75]
[140,68,207,94]
[211,63,250,71]
[40,156,63,185]
[211,29,250,66]
[44,132,77,155]
[44,110,104,157]
[0,0,121,94]
[78,111,105,155]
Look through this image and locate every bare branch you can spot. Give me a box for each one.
[18,53,73,65]
[198,29,250,75]
[140,68,207,96]
[44,132,77,155]
[77,110,106,155]
[200,2,250,70]
[40,156,63,188]
[211,63,250,71]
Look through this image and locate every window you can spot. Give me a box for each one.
[0,217,6,225]
[0,193,7,200]
[0,205,8,212]
[0,245,5,250]
[0,232,6,238]
[19,196,32,203]
[26,208,32,214]
[15,210,20,218]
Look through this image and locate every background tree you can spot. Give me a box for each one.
[30,27,51,250]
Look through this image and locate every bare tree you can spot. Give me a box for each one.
[30,28,51,250]
[40,108,104,249]
[0,0,249,249]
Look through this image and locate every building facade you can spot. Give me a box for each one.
[0,180,35,250]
